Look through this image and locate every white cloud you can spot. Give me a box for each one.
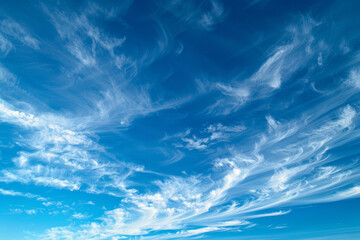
[347,69,360,89]
[0,99,141,194]
[209,16,326,115]
[251,47,287,89]
[198,0,225,30]
[37,2,189,133]
[0,5,359,240]
[217,220,249,227]
[42,5,125,67]
[0,33,13,56]
[10,208,37,215]
[0,100,41,127]
[266,115,280,130]
[172,123,246,151]
[178,226,220,237]
[25,209,37,215]
[0,19,39,49]
[0,187,44,201]
[72,213,90,219]
[0,65,16,85]
[181,136,209,150]
[162,0,226,30]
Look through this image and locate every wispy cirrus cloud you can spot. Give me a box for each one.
[207,16,325,115]
[40,99,360,239]
[0,64,16,85]
[33,58,360,238]
[0,98,142,194]
[10,208,37,215]
[0,187,45,201]
[160,0,226,30]
[42,4,126,67]
[1,1,360,239]
[37,2,188,131]
[164,123,246,151]
[0,19,40,49]
[0,33,13,56]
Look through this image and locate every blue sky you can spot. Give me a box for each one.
[0,0,360,239]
